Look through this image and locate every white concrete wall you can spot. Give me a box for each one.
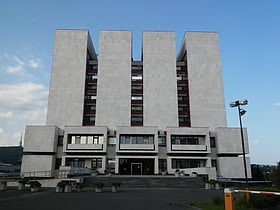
[95,31,131,129]
[21,155,55,175]
[24,126,58,153]
[143,31,178,129]
[46,30,94,127]
[179,32,227,130]
[215,127,249,154]
[217,157,252,178]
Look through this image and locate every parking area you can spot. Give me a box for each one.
[0,187,223,210]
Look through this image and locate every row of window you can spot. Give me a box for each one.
[171,159,206,169]
[120,135,154,144]
[171,135,204,145]
[69,135,104,145]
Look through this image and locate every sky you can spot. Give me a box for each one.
[0,0,279,165]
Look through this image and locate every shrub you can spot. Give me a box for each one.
[94,182,104,188]
[111,182,121,187]
[28,181,42,188]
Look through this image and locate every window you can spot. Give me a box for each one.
[108,137,116,145]
[177,85,187,91]
[89,116,95,122]
[120,135,154,144]
[92,158,102,169]
[210,137,216,148]
[81,136,87,144]
[132,66,143,70]
[131,116,143,122]
[69,135,104,144]
[90,105,96,111]
[131,85,143,90]
[131,96,143,100]
[171,135,203,145]
[178,96,187,102]
[57,136,64,146]
[179,117,188,123]
[131,105,143,111]
[171,159,205,169]
[177,75,187,80]
[178,106,188,112]
[132,75,142,80]
[85,95,97,100]
[87,84,97,89]
[158,136,166,146]
[159,159,167,171]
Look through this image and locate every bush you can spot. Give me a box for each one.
[28,181,42,188]
[56,181,66,187]
[74,182,84,189]
[111,182,121,187]
[94,182,104,188]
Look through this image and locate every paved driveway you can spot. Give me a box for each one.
[0,187,223,210]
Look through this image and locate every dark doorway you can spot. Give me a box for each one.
[131,163,142,175]
[119,158,154,175]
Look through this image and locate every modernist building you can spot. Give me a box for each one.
[21,29,251,179]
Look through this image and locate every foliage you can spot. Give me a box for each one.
[270,161,280,189]
[251,164,265,181]
[248,186,280,209]
[18,178,28,184]
[94,181,104,188]
[56,181,66,187]
[111,181,121,187]
[74,182,84,189]
[28,180,42,188]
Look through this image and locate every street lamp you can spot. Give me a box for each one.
[230,99,248,188]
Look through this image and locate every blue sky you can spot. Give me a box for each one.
[0,0,279,165]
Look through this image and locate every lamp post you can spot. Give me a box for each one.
[230,99,248,188]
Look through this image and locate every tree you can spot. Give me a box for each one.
[270,161,280,189]
[251,164,265,181]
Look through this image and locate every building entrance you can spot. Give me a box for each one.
[131,163,142,175]
[119,158,154,175]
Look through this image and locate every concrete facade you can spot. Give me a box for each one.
[178,32,227,130]
[21,29,251,180]
[95,31,132,129]
[143,32,178,129]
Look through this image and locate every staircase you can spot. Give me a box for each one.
[83,175,204,188]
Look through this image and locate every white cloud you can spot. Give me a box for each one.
[6,64,24,73]
[0,82,48,110]
[0,112,13,119]
[0,128,3,133]
[2,53,42,74]
[28,59,40,69]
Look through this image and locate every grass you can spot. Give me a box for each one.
[193,196,256,210]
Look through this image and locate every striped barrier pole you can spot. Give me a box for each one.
[224,188,280,210]
[234,189,280,196]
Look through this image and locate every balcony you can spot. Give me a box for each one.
[67,143,103,150]
[171,144,207,151]
[119,144,155,150]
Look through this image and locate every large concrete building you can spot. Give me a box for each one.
[21,29,251,179]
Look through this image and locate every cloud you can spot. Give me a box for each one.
[0,82,48,110]
[6,64,24,73]
[0,112,13,119]
[2,53,42,74]
[28,59,40,69]
[0,82,48,146]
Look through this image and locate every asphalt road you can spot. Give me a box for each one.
[0,187,224,210]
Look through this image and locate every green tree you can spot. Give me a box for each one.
[270,161,280,189]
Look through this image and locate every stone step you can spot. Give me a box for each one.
[84,175,204,188]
